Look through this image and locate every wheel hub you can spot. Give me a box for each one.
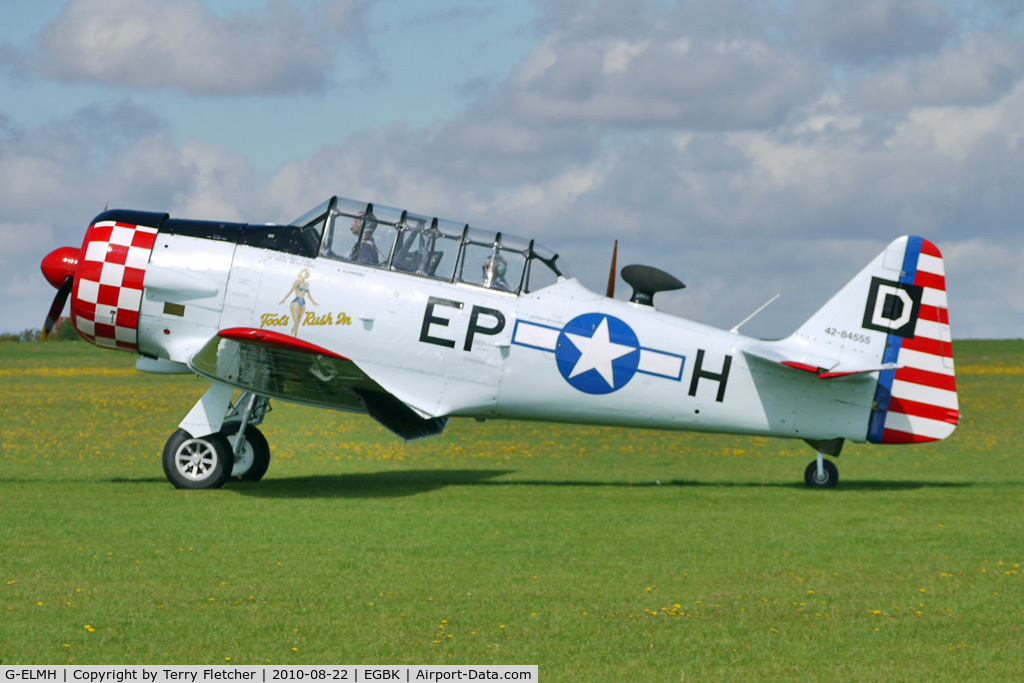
[229,435,254,474]
[175,439,218,481]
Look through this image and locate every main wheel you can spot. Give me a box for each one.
[162,429,234,489]
[221,421,271,481]
[804,459,839,489]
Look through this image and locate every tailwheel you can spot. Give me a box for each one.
[222,420,270,481]
[162,429,234,489]
[804,457,839,489]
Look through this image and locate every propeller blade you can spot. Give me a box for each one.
[42,276,73,340]
[606,239,618,298]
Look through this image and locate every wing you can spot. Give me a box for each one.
[188,328,448,441]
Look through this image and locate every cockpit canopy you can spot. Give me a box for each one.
[289,196,571,294]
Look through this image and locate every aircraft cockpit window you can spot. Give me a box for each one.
[240,200,327,257]
[524,243,570,293]
[358,203,400,266]
[457,229,527,294]
[302,195,570,294]
[288,199,331,230]
[391,212,429,273]
[278,198,328,256]
[391,215,465,280]
[429,219,466,281]
[320,198,400,267]
[524,255,557,292]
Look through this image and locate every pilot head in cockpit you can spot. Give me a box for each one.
[483,254,509,291]
[349,213,378,265]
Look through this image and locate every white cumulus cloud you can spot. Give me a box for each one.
[36,0,362,95]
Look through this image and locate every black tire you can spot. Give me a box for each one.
[804,459,839,489]
[162,429,234,489]
[220,421,271,481]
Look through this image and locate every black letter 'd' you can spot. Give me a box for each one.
[420,296,463,348]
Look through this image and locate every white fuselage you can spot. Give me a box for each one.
[138,236,877,444]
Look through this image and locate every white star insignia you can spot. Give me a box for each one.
[563,317,636,388]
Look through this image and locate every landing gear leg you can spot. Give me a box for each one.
[222,392,271,481]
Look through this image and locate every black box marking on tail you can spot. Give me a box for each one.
[862,277,923,338]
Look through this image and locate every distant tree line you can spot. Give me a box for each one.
[0,319,80,342]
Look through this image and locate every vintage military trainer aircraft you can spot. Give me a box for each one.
[39,195,958,489]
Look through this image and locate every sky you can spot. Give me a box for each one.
[3,0,1024,339]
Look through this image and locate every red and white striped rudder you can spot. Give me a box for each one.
[867,237,958,443]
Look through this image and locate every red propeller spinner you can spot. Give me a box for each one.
[41,246,79,288]
[40,246,81,339]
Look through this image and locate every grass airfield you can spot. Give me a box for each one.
[1,340,1022,680]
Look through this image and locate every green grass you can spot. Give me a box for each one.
[1,340,1023,680]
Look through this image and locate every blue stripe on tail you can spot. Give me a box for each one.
[866,237,923,443]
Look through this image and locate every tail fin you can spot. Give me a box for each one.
[788,236,959,443]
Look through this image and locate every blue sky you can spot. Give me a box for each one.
[0,1,539,171]
[4,0,1024,339]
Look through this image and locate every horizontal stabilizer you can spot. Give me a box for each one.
[781,360,901,380]
[744,343,899,380]
[742,342,838,374]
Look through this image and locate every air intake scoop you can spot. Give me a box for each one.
[621,264,685,307]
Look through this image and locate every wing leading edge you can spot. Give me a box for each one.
[188,328,448,441]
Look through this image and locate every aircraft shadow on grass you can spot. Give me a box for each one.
[105,471,974,498]
[226,469,512,499]
[206,470,974,499]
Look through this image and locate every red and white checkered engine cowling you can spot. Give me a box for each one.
[70,219,159,351]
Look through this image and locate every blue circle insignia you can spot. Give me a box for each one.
[555,313,640,394]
